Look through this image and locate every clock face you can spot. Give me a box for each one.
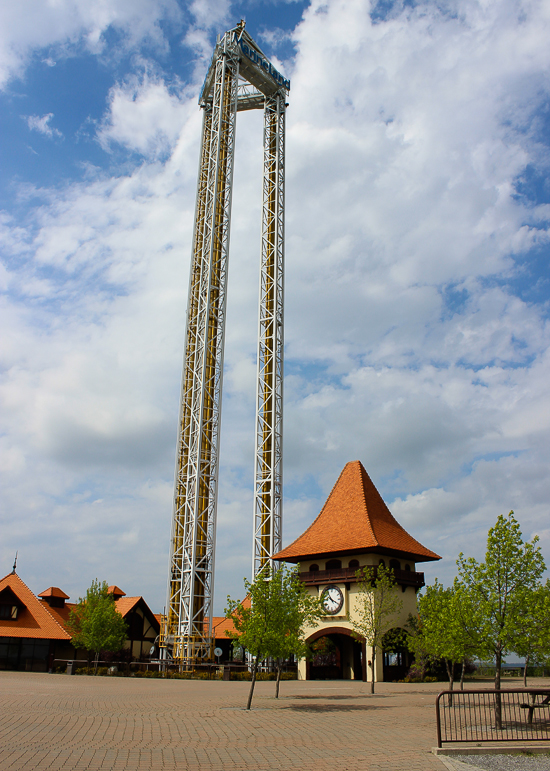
[321,585,344,615]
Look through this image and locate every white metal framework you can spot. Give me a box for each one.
[162,22,289,666]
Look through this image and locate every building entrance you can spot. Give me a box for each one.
[306,628,365,681]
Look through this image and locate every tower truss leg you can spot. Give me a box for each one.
[253,94,286,577]
[166,40,239,665]
[163,21,290,664]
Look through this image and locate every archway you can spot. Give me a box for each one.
[306,627,366,681]
[382,627,411,681]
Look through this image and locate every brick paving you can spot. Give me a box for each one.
[0,672,473,771]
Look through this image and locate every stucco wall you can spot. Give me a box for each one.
[298,552,419,682]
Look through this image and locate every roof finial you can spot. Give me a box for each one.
[12,551,18,574]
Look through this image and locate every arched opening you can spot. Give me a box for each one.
[348,559,359,569]
[389,559,401,570]
[382,627,411,681]
[306,627,365,681]
[378,558,386,567]
[309,564,319,572]
[326,559,342,570]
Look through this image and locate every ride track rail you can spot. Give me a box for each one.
[435,688,550,747]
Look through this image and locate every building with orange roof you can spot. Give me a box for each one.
[0,571,160,671]
[273,460,441,683]
[0,572,72,671]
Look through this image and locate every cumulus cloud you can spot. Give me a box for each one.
[0,0,182,89]
[97,73,193,158]
[2,0,550,610]
[24,113,63,138]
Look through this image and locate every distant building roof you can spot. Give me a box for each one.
[38,587,70,600]
[274,460,441,563]
[0,572,71,641]
[211,597,251,640]
[115,596,141,616]
[108,586,126,599]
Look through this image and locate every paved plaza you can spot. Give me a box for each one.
[0,673,546,771]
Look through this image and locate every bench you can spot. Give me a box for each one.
[520,693,550,725]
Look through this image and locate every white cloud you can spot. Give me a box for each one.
[0,0,182,89]
[24,113,63,139]
[2,0,550,612]
[97,73,194,158]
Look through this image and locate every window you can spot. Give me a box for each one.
[309,564,319,572]
[0,605,18,620]
[404,564,411,572]
[325,559,341,570]
[384,651,404,667]
[348,559,359,569]
[389,559,401,570]
[378,559,386,568]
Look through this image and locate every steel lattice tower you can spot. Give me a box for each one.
[161,22,289,666]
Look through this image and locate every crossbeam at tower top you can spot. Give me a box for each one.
[200,22,290,108]
[161,21,289,668]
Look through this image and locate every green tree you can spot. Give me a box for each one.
[455,511,546,727]
[225,564,322,709]
[415,580,477,701]
[404,613,437,682]
[67,579,128,673]
[513,580,550,686]
[350,564,403,694]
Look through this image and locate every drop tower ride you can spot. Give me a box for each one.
[160,22,289,665]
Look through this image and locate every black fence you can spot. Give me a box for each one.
[52,659,296,680]
[52,659,245,677]
[436,689,550,747]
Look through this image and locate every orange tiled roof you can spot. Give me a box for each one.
[274,461,441,563]
[108,585,126,598]
[44,602,76,628]
[210,597,251,639]
[0,572,71,640]
[114,596,141,617]
[38,587,70,599]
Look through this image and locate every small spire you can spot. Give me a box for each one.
[12,551,18,574]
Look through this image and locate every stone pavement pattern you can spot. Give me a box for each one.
[0,673,449,771]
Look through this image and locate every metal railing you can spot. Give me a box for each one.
[436,689,550,747]
[299,566,425,589]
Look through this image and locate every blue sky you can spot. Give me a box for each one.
[1,0,550,614]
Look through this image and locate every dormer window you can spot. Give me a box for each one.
[0,604,18,620]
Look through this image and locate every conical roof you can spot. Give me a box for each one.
[274,461,440,563]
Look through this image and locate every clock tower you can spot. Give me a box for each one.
[273,461,441,681]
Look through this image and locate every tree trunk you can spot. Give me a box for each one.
[371,647,376,694]
[460,659,466,690]
[275,659,282,699]
[445,660,455,706]
[94,651,99,676]
[494,647,502,729]
[246,655,260,710]
[524,654,530,688]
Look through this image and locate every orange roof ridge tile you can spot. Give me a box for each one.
[274,460,440,563]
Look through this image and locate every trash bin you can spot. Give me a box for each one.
[66,661,75,675]
[223,665,231,681]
